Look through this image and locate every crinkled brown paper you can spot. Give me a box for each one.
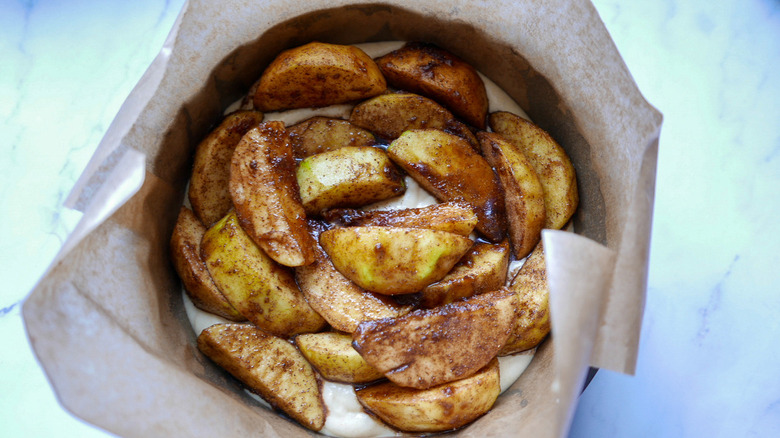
[23,0,662,436]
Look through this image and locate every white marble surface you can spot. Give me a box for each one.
[1,0,778,437]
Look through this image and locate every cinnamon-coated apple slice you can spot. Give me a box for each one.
[324,201,478,237]
[169,207,244,321]
[188,110,264,226]
[296,146,405,215]
[353,289,516,389]
[319,226,473,295]
[201,211,326,336]
[387,129,506,241]
[420,240,511,308]
[253,42,386,111]
[288,116,376,159]
[478,131,546,259]
[489,111,579,230]
[355,359,500,432]
[500,240,551,354]
[295,222,411,333]
[375,42,489,129]
[229,121,315,267]
[198,324,326,431]
[349,92,478,148]
[294,332,384,384]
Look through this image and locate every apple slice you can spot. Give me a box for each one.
[420,240,511,308]
[188,110,264,226]
[169,207,243,321]
[349,92,478,148]
[375,42,489,129]
[319,226,473,295]
[253,42,386,111]
[501,240,551,354]
[229,121,315,267]
[296,146,405,215]
[294,332,384,384]
[353,289,516,389]
[489,111,579,229]
[478,131,546,259]
[201,211,326,336]
[324,202,478,237]
[198,324,326,431]
[355,359,500,432]
[295,222,411,333]
[288,116,376,159]
[387,129,506,241]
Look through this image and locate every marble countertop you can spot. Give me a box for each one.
[2,0,778,436]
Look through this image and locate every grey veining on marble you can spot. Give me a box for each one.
[1,0,778,437]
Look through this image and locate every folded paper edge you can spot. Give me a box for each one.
[543,229,616,438]
[55,148,147,266]
[590,129,661,374]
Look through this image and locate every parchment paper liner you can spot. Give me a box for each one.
[23,1,662,437]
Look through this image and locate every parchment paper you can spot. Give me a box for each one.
[23,0,662,437]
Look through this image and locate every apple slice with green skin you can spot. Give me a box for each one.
[169,207,244,321]
[319,226,473,295]
[478,131,546,259]
[500,240,551,354]
[323,201,478,237]
[355,358,500,433]
[253,42,386,111]
[229,121,315,267]
[295,222,411,333]
[420,240,511,308]
[296,146,405,215]
[489,111,579,230]
[294,332,384,384]
[353,288,516,389]
[201,211,326,337]
[387,129,506,242]
[198,324,326,431]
